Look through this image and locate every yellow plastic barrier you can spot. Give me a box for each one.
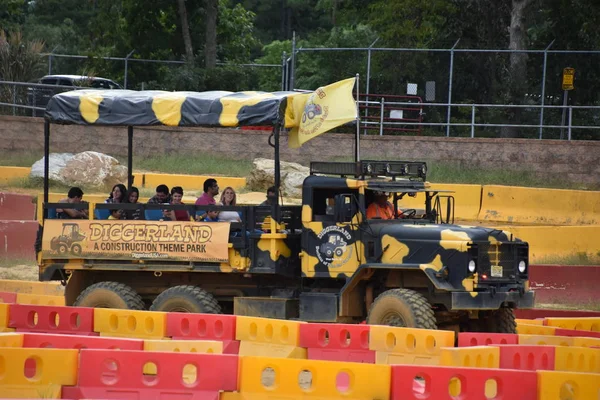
[545,317,600,332]
[516,323,557,335]
[573,337,600,348]
[515,318,545,326]
[0,166,30,184]
[143,173,246,192]
[537,370,600,400]
[94,308,167,339]
[0,347,78,398]
[518,334,575,347]
[439,346,500,368]
[0,303,14,333]
[369,325,455,365]
[143,339,223,353]
[0,279,64,296]
[555,346,600,373]
[479,185,600,225]
[236,316,306,359]
[0,333,23,347]
[228,356,391,400]
[493,225,600,262]
[16,293,65,306]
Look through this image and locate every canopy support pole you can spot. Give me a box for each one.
[127,126,134,189]
[43,120,50,219]
[273,123,281,223]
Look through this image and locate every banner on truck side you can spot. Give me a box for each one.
[41,220,231,262]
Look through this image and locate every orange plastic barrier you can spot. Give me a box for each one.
[0,332,23,347]
[22,332,144,350]
[537,370,600,399]
[517,323,558,335]
[554,346,600,373]
[497,345,555,371]
[166,312,239,354]
[544,317,600,332]
[0,347,78,398]
[143,339,223,354]
[518,334,575,347]
[61,349,238,400]
[457,332,518,347]
[299,323,375,363]
[236,316,306,358]
[0,303,13,332]
[369,325,455,365]
[229,356,391,400]
[15,293,65,306]
[9,304,95,335]
[94,308,167,339]
[390,364,538,400]
[439,346,500,368]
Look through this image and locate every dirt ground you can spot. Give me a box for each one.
[0,263,38,281]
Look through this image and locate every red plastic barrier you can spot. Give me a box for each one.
[457,332,518,347]
[0,292,17,303]
[0,220,38,260]
[61,349,239,400]
[498,345,555,371]
[299,323,375,363]
[9,304,95,335]
[0,192,36,220]
[167,313,239,353]
[22,332,144,350]
[555,328,600,339]
[391,364,538,400]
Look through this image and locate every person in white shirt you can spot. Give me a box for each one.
[218,186,241,222]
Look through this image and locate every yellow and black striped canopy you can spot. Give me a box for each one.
[45,89,302,127]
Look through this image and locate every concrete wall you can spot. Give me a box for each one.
[1,115,600,185]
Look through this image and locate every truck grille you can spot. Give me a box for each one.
[476,243,517,280]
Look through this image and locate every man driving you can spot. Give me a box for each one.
[366,191,404,220]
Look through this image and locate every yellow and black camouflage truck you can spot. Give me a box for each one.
[36,79,534,333]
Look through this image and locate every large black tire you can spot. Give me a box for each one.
[484,307,517,333]
[73,281,145,310]
[367,288,437,329]
[150,285,222,314]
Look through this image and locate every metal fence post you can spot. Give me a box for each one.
[446,39,460,137]
[290,31,296,90]
[379,97,385,136]
[568,106,573,140]
[539,40,554,139]
[12,84,16,116]
[124,49,136,89]
[281,51,287,91]
[48,45,59,75]
[364,37,379,136]
[471,105,476,138]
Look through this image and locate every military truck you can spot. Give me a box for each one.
[37,82,534,333]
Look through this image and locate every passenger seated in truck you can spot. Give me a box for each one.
[105,183,127,219]
[108,208,121,220]
[195,178,219,221]
[123,186,141,220]
[366,191,403,220]
[57,187,89,219]
[147,184,171,204]
[165,186,190,221]
[218,186,241,222]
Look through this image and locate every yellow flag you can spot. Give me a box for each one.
[287,77,357,148]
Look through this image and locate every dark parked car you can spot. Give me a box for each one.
[28,75,122,116]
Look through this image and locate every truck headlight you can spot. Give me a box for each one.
[518,260,527,273]
[468,260,476,273]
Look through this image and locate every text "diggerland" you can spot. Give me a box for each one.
[89,223,213,243]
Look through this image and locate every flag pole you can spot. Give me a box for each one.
[355,73,360,163]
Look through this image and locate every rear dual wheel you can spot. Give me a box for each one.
[73,281,145,310]
[150,285,222,314]
[367,288,437,330]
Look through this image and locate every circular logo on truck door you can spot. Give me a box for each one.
[315,225,353,268]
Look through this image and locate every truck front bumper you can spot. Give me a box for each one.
[452,290,535,310]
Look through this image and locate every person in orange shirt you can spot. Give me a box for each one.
[366,191,403,220]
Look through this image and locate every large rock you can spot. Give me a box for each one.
[58,151,127,190]
[30,153,75,181]
[247,158,309,198]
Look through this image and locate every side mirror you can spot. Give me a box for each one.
[333,194,358,223]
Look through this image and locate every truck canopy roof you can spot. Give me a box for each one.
[44,89,303,128]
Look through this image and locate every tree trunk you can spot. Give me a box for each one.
[204,0,218,69]
[500,0,531,138]
[177,0,194,62]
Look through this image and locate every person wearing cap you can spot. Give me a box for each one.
[366,191,403,220]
